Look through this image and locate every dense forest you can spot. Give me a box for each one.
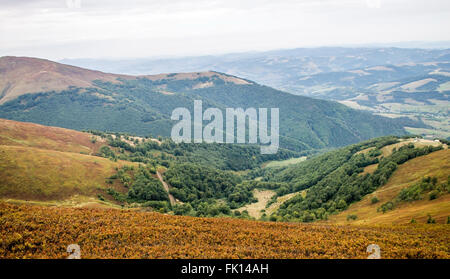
[90,131,446,222]
[272,140,443,222]
[0,75,426,152]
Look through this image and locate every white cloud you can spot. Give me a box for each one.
[0,0,449,59]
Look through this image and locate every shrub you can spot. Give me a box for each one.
[347,214,357,221]
[378,201,394,213]
[428,190,439,200]
[371,197,379,204]
[427,214,436,224]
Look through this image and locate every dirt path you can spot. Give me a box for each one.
[156,171,176,206]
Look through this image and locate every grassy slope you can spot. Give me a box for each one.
[0,119,136,205]
[0,145,134,202]
[263,156,307,168]
[0,118,105,154]
[327,149,450,224]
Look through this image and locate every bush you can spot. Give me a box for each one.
[347,214,357,221]
[378,201,394,213]
[428,190,439,200]
[371,197,379,204]
[427,214,436,224]
[173,203,194,216]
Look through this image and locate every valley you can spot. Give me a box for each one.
[0,53,449,259]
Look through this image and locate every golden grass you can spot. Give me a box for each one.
[265,190,307,216]
[361,163,378,175]
[237,189,276,218]
[263,156,307,168]
[380,138,445,157]
[0,145,136,202]
[327,149,450,225]
[0,118,105,154]
[1,202,448,259]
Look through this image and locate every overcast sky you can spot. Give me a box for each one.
[1,0,450,60]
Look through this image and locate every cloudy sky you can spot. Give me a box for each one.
[1,0,449,60]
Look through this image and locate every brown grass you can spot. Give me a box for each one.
[361,163,378,175]
[1,202,448,259]
[0,145,136,202]
[237,189,276,218]
[0,118,105,154]
[0,57,249,104]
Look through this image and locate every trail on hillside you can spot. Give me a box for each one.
[156,171,176,206]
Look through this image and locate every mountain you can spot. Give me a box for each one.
[60,48,450,138]
[0,56,424,152]
[0,119,448,259]
[60,47,450,80]
[0,56,134,105]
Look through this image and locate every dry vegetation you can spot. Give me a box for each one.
[237,189,275,218]
[0,202,448,259]
[0,118,104,154]
[265,191,306,216]
[0,145,135,202]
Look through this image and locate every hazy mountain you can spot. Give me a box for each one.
[0,56,425,152]
[60,47,450,138]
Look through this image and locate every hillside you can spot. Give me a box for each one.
[60,48,450,139]
[0,118,104,154]
[262,137,449,223]
[0,56,425,152]
[1,202,449,259]
[0,56,133,105]
[327,149,450,224]
[0,145,134,204]
[0,119,142,206]
[0,119,295,213]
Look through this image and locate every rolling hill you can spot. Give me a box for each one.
[0,118,137,206]
[289,62,450,138]
[262,137,449,224]
[0,56,425,152]
[327,149,450,224]
[60,48,450,138]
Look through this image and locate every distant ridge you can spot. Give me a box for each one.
[0,56,249,104]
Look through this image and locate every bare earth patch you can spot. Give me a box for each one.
[237,189,276,219]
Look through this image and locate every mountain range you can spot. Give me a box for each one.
[60,47,450,138]
[0,56,424,152]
